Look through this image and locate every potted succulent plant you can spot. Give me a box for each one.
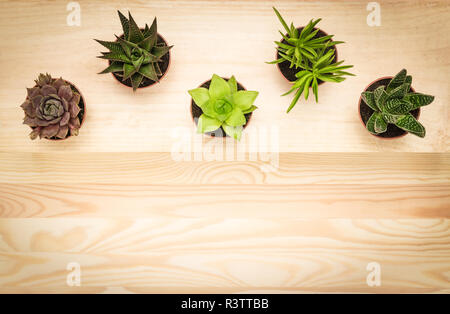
[268,7,354,112]
[95,11,172,91]
[21,73,85,140]
[188,74,258,140]
[359,69,435,138]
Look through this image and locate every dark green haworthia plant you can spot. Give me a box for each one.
[95,11,172,91]
[361,69,435,138]
[268,7,354,113]
[188,74,258,141]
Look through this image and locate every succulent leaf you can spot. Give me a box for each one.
[128,12,144,43]
[404,93,435,110]
[198,114,222,133]
[140,18,157,50]
[378,90,389,111]
[304,76,314,100]
[386,82,410,100]
[227,76,238,93]
[115,35,140,49]
[405,75,412,86]
[95,39,124,55]
[366,112,378,134]
[361,91,377,111]
[143,24,150,37]
[209,75,231,100]
[152,45,172,59]
[374,113,388,133]
[272,7,291,35]
[395,113,425,138]
[242,105,258,114]
[222,123,243,141]
[131,55,144,72]
[286,89,303,113]
[225,107,246,127]
[384,98,412,115]
[312,77,319,102]
[130,73,144,91]
[382,113,403,124]
[118,11,130,40]
[232,91,259,111]
[386,69,407,93]
[99,52,131,63]
[123,63,137,81]
[139,33,157,51]
[114,36,132,58]
[98,61,123,74]
[138,63,159,82]
[373,85,385,106]
[188,88,210,107]
[154,62,162,76]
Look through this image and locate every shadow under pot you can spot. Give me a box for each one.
[24,77,86,141]
[276,27,337,84]
[359,77,420,139]
[109,32,171,89]
[190,78,253,138]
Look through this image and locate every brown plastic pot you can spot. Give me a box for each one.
[275,27,337,84]
[190,77,253,138]
[109,31,171,90]
[358,76,420,140]
[29,79,86,141]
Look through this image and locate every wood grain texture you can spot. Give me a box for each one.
[0,183,449,219]
[0,0,448,152]
[0,152,449,184]
[0,218,449,293]
[0,0,449,294]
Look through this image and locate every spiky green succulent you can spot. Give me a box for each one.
[95,11,172,91]
[268,7,342,70]
[21,73,82,140]
[188,75,258,141]
[361,69,434,138]
[268,7,354,112]
[282,48,354,112]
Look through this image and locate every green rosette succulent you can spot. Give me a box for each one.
[361,69,435,138]
[95,11,172,91]
[21,73,82,140]
[188,75,258,140]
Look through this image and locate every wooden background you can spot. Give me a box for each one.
[0,0,449,293]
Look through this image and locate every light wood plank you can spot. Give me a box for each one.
[0,218,448,293]
[0,152,449,184]
[0,183,449,218]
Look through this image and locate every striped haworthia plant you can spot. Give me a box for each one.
[361,69,435,138]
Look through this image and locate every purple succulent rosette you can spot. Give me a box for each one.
[21,73,82,140]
